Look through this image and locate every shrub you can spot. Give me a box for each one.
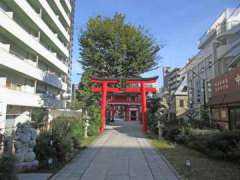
[87,105,101,136]
[162,126,181,141]
[162,124,240,162]
[69,119,84,149]
[0,154,18,180]
[35,131,55,168]
[35,116,84,168]
[186,130,240,163]
[35,112,101,169]
[51,117,75,162]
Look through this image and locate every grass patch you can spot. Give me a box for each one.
[149,137,240,180]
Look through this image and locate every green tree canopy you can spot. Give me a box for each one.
[79,13,160,78]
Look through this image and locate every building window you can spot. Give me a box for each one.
[230,108,240,129]
[179,99,184,107]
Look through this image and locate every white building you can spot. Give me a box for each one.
[187,8,240,119]
[0,0,75,133]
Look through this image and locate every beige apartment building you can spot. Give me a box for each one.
[0,0,75,134]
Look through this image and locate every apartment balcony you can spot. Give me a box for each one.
[63,0,72,12]
[52,0,70,27]
[39,93,64,109]
[43,71,67,90]
[216,21,240,38]
[216,38,240,60]
[0,42,10,52]
[0,47,67,91]
[11,0,69,57]
[0,78,64,109]
[0,78,41,107]
[37,0,70,41]
[197,46,212,59]
[198,30,216,49]
[0,8,68,74]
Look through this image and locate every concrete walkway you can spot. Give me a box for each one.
[51,120,179,180]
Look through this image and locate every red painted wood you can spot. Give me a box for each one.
[100,82,107,134]
[91,77,157,134]
[141,83,148,132]
[91,79,119,83]
[91,87,121,93]
[126,79,157,83]
[124,87,156,93]
[92,87,156,93]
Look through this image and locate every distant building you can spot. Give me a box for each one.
[161,66,189,120]
[0,0,75,133]
[71,83,79,102]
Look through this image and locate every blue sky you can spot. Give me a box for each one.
[71,0,239,86]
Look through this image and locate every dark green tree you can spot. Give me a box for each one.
[79,13,160,78]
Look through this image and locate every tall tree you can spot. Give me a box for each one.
[79,13,160,78]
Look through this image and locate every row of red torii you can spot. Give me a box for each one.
[91,76,158,133]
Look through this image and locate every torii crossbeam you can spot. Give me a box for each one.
[91,76,158,134]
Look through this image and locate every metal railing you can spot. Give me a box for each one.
[0,7,67,67]
[216,20,240,37]
[199,30,216,47]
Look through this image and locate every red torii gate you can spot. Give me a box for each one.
[91,76,158,133]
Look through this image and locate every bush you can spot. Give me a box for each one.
[0,154,18,180]
[35,132,55,168]
[35,116,84,168]
[35,109,101,169]
[87,105,101,136]
[162,126,181,141]
[164,126,240,163]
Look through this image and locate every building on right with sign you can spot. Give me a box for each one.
[209,62,240,129]
[186,8,240,122]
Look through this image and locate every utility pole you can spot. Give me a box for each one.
[202,79,206,107]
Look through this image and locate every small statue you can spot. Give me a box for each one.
[15,122,37,163]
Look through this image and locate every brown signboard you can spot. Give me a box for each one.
[211,67,240,96]
[210,67,240,105]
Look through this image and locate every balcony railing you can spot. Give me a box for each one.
[42,71,63,89]
[216,20,240,37]
[198,29,216,48]
[0,8,68,71]
[0,77,35,94]
[39,93,64,109]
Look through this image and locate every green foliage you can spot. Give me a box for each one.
[79,13,160,78]
[147,97,167,134]
[163,126,240,163]
[35,116,85,168]
[77,70,101,136]
[35,131,55,168]
[77,69,99,105]
[200,105,210,125]
[31,108,48,129]
[187,130,240,162]
[87,105,101,136]
[0,154,18,180]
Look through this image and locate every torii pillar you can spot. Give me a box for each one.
[141,82,147,132]
[100,82,107,133]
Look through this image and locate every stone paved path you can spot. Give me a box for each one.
[51,120,179,180]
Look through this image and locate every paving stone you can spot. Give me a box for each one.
[50,120,179,180]
[18,173,51,180]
